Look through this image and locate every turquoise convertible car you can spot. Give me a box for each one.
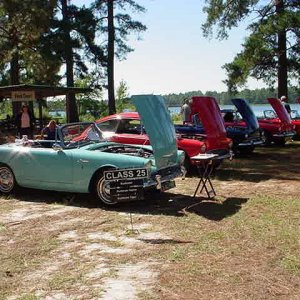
[0,95,185,205]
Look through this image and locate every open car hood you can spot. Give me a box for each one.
[191,96,227,139]
[268,98,291,124]
[232,98,259,132]
[132,95,178,169]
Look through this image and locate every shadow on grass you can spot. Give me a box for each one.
[7,188,248,221]
[107,192,249,221]
[180,197,248,221]
[212,143,300,182]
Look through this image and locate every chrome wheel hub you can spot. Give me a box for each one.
[0,167,14,193]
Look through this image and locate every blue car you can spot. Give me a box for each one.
[175,98,264,154]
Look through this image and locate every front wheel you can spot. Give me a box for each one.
[262,130,273,146]
[0,165,16,194]
[238,145,255,155]
[94,173,118,205]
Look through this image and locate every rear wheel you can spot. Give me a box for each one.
[0,165,16,194]
[94,173,118,205]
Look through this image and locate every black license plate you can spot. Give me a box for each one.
[104,168,149,182]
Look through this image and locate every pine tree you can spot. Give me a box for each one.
[93,0,146,114]
[202,0,300,97]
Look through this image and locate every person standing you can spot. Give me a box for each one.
[180,98,191,124]
[280,96,291,115]
[15,104,35,139]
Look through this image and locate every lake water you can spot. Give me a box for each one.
[48,111,66,118]
[48,104,299,120]
[168,104,300,118]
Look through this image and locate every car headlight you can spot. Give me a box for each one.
[179,152,186,164]
[144,160,152,169]
[200,143,206,153]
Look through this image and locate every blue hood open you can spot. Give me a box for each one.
[132,95,178,169]
[232,98,259,132]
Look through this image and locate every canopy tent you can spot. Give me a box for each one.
[0,84,92,99]
[0,84,93,126]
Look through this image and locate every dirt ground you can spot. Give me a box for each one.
[0,142,300,299]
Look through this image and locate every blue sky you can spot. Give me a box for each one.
[74,0,266,95]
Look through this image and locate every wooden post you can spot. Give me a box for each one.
[38,99,43,130]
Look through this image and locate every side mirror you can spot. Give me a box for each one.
[52,143,63,152]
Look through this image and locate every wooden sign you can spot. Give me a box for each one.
[11,91,36,102]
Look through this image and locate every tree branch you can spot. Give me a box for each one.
[0,24,10,36]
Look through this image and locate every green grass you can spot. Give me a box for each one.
[0,142,299,299]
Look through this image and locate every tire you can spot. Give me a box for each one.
[0,165,16,194]
[94,173,118,205]
[274,138,286,146]
[262,130,273,146]
[183,155,191,171]
[238,145,255,155]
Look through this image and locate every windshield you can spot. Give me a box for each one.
[59,122,105,148]
[221,110,242,122]
[264,110,277,119]
[98,118,144,134]
[291,110,300,120]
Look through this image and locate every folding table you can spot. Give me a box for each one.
[190,154,220,199]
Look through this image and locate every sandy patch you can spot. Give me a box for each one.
[101,262,158,300]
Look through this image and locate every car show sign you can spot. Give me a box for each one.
[104,168,149,202]
[11,91,36,102]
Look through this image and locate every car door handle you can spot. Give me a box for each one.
[77,159,89,163]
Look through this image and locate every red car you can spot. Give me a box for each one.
[258,98,296,145]
[290,109,300,139]
[96,97,232,168]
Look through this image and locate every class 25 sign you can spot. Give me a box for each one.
[104,168,149,202]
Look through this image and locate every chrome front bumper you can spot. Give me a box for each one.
[273,131,296,138]
[143,164,185,190]
[238,140,264,147]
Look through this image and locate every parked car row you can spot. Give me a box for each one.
[0,94,298,206]
[96,96,232,169]
[174,96,297,151]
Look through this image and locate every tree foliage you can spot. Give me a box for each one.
[0,0,58,85]
[202,0,300,95]
[115,79,133,112]
[163,86,300,106]
[75,76,105,119]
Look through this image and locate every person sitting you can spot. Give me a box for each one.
[41,120,57,140]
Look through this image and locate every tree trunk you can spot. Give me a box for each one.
[8,8,21,117]
[276,0,288,98]
[107,0,116,114]
[10,53,22,117]
[61,0,79,122]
